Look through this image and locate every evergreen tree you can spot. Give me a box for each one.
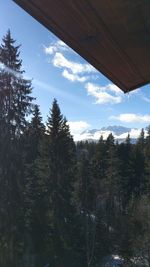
[105,134,120,219]
[24,104,45,164]
[36,99,76,267]
[93,136,107,182]
[23,105,45,265]
[132,129,146,196]
[0,30,34,267]
[0,30,150,266]
[92,136,113,263]
[74,154,97,267]
[118,134,134,209]
[0,29,34,137]
[145,127,150,195]
[101,134,121,255]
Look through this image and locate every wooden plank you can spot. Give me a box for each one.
[13,0,150,92]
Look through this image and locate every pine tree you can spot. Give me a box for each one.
[145,127,150,195]
[92,136,107,198]
[23,105,45,265]
[0,29,34,137]
[118,134,134,209]
[0,30,34,267]
[132,129,146,196]
[24,104,45,164]
[36,99,76,267]
[103,134,121,252]
[74,154,97,267]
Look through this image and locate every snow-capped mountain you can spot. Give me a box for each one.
[100,126,131,135]
[76,125,148,142]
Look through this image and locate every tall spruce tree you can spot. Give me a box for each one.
[0,30,34,267]
[145,127,150,195]
[92,136,112,264]
[118,134,134,209]
[104,134,121,251]
[23,105,45,265]
[0,29,33,137]
[24,104,45,164]
[74,154,96,267]
[132,129,146,196]
[36,99,76,267]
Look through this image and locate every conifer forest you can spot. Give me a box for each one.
[0,31,150,267]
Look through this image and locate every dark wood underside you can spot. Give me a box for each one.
[14,0,150,92]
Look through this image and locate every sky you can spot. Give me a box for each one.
[0,0,150,139]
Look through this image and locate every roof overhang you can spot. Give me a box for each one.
[14,0,150,93]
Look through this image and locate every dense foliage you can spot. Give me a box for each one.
[0,31,150,267]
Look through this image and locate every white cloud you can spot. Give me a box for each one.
[50,52,97,83]
[110,113,150,123]
[57,40,68,49]
[118,129,143,139]
[85,82,123,104]
[93,130,112,140]
[44,39,98,83]
[62,69,88,82]
[68,121,90,133]
[53,52,96,75]
[68,121,90,140]
[44,40,69,55]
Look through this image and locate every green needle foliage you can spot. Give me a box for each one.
[0,30,34,267]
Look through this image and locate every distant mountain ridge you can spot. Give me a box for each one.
[100,125,132,135]
[78,125,148,143]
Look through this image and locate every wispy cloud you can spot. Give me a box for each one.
[44,38,97,83]
[85,82,123,104]
[44,38,143,106]
[62,69,88,82]
[53,52,96,74]
[32,78,90,108]
[142,96,150,103]
[118,129,145,139]
[44,40,69,55]
[110,113,150,123]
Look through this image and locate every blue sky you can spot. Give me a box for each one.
[0,0,150,138]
